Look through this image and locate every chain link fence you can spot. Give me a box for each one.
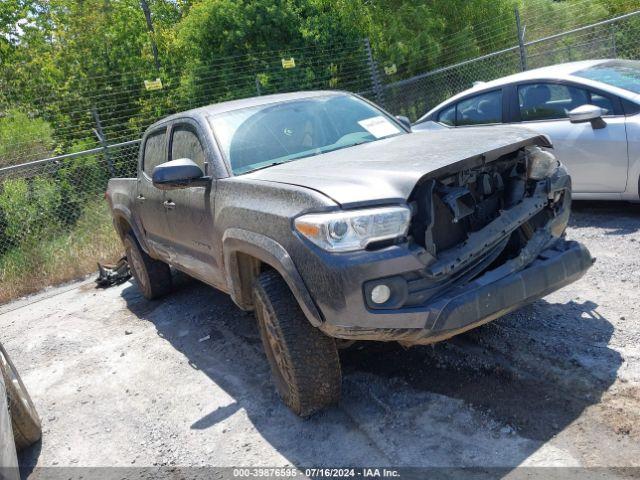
[1,10,639,303]
[1,39,374,167]
[0,141,139,302]
[382,10,640,121]
[0,38,378,302]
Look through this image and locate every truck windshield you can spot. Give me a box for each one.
[208,94,405,174]
[573,60,640,95]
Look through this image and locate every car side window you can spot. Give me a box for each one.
[456,90,502,126]
[170,125,206,170]
[437,105,456,126]
[143,129,166,176]
[589,92,614,114]
[518,83,592,121]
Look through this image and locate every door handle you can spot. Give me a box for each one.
[136,194,146,201]
[163,200,176,210]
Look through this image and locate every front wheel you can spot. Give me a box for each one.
[253,270,341,417]
[0,343,41,451]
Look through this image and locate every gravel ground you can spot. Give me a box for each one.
[1,201,640,477]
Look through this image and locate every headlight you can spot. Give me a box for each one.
[294,206,411,252]
[526,146,559,180]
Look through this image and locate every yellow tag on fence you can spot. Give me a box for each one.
[144,78,163,91]
[281,58,296,69]
[384,64,397,75]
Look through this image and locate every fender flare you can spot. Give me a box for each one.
[110,206,152,255]
[222,228,323,327]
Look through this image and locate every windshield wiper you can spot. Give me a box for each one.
[319,133,403,155]
[240,138,382,175]
[242,161,290,174]
[241,150,323,174]
[321,140,371,155]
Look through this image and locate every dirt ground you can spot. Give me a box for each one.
[2,201,640,477]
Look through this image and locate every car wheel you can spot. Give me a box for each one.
[124,234,172,300]
[253,270,341,417]
[0,343,41,451]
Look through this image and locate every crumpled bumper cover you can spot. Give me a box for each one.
[322,239,593,345]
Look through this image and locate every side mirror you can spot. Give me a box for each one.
[152,158,209,190]
[395,115,412,131]
[568,104,607,129]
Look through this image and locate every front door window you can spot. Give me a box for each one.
[517,83,613,121]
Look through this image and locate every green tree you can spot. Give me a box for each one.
[166,0,371,105]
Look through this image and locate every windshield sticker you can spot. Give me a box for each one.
[358,116,401,138]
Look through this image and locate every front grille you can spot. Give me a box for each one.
[410,153,525,257]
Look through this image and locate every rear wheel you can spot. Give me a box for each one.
[253,270,341,417]
[0,343,41,451]
[124,234,172,300]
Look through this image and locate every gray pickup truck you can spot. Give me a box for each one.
[106,91,593,416]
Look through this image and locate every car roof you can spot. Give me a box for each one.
[147,90,348,131]
[417,59,618,122]
[462,59,608,90]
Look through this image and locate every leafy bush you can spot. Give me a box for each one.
[0,110,55,167]
[0,176,62,251]
[56,148,110,226]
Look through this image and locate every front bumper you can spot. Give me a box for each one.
[290,167,593,345]
[321,239,592,344]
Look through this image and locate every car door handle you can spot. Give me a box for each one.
[163,200,176,210]
[136,195,146,202]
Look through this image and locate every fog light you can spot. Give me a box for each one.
[371,284,391,304]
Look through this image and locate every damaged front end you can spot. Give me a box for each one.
[395,146,573,309]
[323,144,593,346]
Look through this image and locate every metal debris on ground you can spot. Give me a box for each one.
[96,256,131,288]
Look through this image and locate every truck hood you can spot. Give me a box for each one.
[244,126,551,208]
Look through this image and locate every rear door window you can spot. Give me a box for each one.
[143,129,167,176]
[437,105,456,126]
[456,90,502,125]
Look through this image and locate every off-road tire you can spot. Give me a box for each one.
[0,343,41,451]
[253,270,341,417]
[124,234,172,300]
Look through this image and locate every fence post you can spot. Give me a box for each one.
[255,75,262,96]
[611,23,617,57]
[92,106,115,177]
[140,0,161,72]
[515,7,528,71]
[364,38,385,108]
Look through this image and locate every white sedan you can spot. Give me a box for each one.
[413,59,640,201]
